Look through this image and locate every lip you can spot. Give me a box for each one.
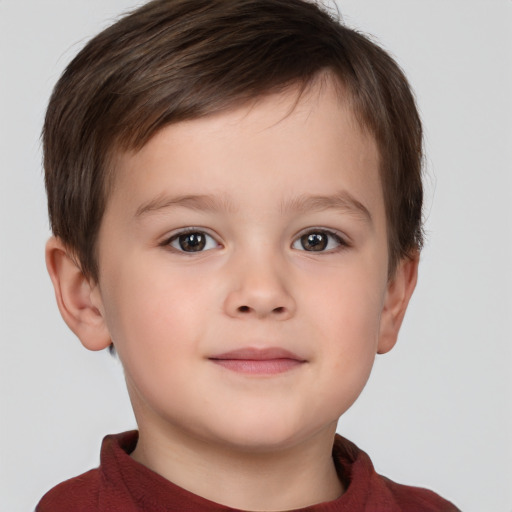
[209,347,306,375]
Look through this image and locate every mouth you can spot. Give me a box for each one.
[209,347,307,375]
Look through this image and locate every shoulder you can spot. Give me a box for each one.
[333,435,460,511]
[380,476,461,511]
[35,431,140,512]
[36,468,100,512]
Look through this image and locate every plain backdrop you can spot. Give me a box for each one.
[1,1,511,511]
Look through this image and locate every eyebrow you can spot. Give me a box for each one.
[135,193,236,217]
[135,190,371,222]
[281,191,372,222]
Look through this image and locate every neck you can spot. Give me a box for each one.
[131,422,344,511]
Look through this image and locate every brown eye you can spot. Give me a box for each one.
[301,232,328,251]
[169,231,217,252]
[292,230,344,252]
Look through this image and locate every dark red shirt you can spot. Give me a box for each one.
[36,431,459,511]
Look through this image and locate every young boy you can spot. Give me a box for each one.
[37,0,460,510]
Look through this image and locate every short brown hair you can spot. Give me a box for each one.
[44,0,423,281]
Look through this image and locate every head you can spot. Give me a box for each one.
[45,0,422,452]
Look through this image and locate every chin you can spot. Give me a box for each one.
[204,415,330,455]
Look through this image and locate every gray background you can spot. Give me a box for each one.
[1,1,511,511]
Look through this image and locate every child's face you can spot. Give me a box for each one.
[92,83,405,451]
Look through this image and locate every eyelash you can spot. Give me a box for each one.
[163,228,220,253]
[292,228,348,253]
[162,227,348,254]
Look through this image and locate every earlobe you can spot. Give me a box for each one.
[45,237,111,351]
[377,253,419,354]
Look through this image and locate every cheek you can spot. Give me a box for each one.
[100,256,211,361]
[305,262,385,335]
[308,286,382,419]
[303,265,385,382]
[100,263,210,410]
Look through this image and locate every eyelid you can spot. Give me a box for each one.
[161,227,222,252]
[291,227,349,252]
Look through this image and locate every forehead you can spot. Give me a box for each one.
[106,81,383,223]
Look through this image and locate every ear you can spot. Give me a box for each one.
[45,237,111,351]
[377,253,419,354]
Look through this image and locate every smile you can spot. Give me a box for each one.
[209,348,307,375]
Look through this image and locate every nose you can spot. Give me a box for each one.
[223,254,296,320]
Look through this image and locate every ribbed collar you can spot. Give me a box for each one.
[97,430,395,511]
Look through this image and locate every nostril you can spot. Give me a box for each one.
[234,305,288,315]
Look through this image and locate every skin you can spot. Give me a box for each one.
[46,81,418,511]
